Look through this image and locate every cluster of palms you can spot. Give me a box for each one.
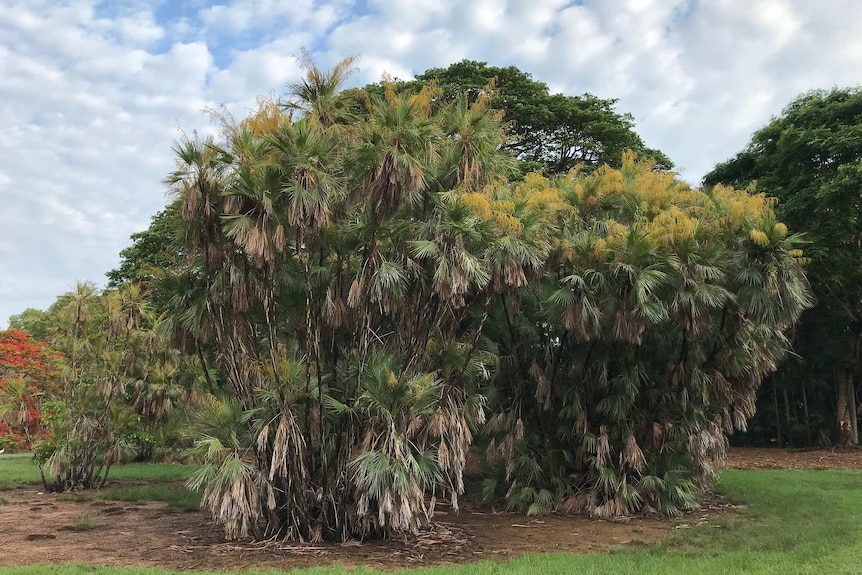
[482,173,811,516]
[154,59,811,542]
[1,282,197,491]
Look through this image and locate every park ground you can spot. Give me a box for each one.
[1,447,861,574]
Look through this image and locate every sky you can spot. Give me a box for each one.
[1,0,860,326]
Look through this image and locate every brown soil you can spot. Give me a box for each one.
[0,489,671,571]
[3,447,855,572]
[725,446,862,470]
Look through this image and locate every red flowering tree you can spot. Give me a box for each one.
[0,328,62,453]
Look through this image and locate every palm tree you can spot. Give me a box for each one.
[285,49,359,127]
[350,354,443,536]
[439,91,514,191]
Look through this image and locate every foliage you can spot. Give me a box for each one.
[31,282,144,489]
[0,329,62,455]
[704,87,862,444]
[8,282,201,490]
[478,156,811,516]
[8,309,53,342]
[151,56,810,543]
[106,208,179,291]
[374,60,672,176]
[167,59,513,542]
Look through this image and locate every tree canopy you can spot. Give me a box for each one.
[368,60,672,176]
[704,87,862,443]
[139,57,808,541]
[10,58,811,544]
[0,328,61,452]
[106,208,179,290]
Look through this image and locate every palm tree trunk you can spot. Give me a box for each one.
[194,339,216,395]
[456,291,493,380]
[500,293,528,378]
[835,369,855,447]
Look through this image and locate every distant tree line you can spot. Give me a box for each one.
[704,87,862,448]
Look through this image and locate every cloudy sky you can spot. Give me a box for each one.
[1,0,860,325]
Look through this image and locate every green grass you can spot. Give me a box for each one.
[105,461,199,482]
[1,469,861,574]
[0,453,200,510]
[0,453,47,489]
[58,483,201,512]
[0,453,198,490]
[71,515,102,532]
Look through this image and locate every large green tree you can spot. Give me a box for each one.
[369,60,672,176]
[704,87,862,444]
[107,207,179,290]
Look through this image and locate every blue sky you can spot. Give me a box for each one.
[1,0,861,325]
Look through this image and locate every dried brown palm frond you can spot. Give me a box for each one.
[613,306,645,344]
[529,361,552,412]
[199,454,262,539]
[347,274,366,309]
[595,425,611,470]
[622,434,645,473]
[323,291,348,329]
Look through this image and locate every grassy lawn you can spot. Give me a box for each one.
[1,462,860,574]
[56,483,201,511]
[0,452,200,510]
[0,452,41,490]
[0,452,197,488]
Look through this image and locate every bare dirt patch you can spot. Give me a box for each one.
[0,485,671,572]
[725,447,862,470]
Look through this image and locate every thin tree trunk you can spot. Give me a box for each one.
[802,385,812,446]
[455,290,493,381]
[24,427,50,491]
[195,339,216,395]
[772,377,782,447]
[854,335,861,445]
[500,293,529,378]
[782,385,793,448]
[836,370,853,446]
[850,378,859,444]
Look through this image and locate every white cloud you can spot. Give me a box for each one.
[199,0,342,36]
[2,0,861,325]
[0,1,217,327]
[92,10,166,46]
[208,39,306,106]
